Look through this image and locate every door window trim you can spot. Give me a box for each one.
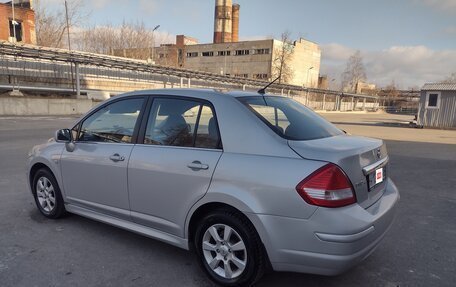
[72,96,149,144]
[137,95,223,150]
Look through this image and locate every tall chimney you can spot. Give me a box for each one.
[231,4,239,42]
[213,0,232,43]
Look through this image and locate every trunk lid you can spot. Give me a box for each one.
[288,134,388,209]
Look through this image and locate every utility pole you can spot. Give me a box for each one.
[64,0,75,94]
[11,0,16,42]
[65,0,71,50]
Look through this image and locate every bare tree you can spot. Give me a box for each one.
[383,80,401,106]
[35,0,87,48]
[341,50,367,92]
[272,31,294,84]
[75,21,156,59]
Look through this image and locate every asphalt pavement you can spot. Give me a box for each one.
[0,114,455,287]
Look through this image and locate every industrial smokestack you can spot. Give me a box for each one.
[213,0,232,44]
[231,4,240,42]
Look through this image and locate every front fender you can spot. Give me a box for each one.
[27,142,66,198]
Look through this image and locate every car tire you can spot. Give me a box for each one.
[194,209,266,287]
[32,168,66,219]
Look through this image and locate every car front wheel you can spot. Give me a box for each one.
[32,168,66,219]
[194,209,265,286]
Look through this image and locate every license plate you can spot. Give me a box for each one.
[368,167,385,191]
[375,168,383,184]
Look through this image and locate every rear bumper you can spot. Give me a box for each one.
[248,178,399,275]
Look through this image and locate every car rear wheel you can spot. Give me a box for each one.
[32,168,66,219]
[194,209,265,286]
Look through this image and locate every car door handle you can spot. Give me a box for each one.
[187,161,209,171]
[109,153,125,162]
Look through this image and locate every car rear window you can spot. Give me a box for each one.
[238,96,343,141]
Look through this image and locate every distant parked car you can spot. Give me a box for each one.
[27,89,399,286]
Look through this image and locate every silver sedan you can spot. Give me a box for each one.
[27,89,399,286]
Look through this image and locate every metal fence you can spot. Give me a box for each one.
[0,41,379,110]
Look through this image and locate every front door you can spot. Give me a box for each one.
[128,97,223,236]
[61,97,146,220]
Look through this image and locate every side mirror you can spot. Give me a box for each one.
[55,129,72,143]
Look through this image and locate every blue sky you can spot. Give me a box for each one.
[41,0,456,88]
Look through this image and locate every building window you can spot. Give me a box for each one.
[217,51,231,56]
[235,50,250,56]
[255,49,270,55]
[234,74,248,78]
[186,52,198,58]
[202,51,214,57]
[425,91,441,109]
[254,73,268,79]
[9,20,23,42]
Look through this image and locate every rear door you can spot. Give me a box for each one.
[128,97,222,237]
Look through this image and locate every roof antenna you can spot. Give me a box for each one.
[258,74,281,95]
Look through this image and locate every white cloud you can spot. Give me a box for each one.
[320,43,456,89]
[139,0,161,14]
[321,43,356,62]
[413,0,456,13]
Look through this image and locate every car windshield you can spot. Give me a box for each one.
[238,96,343,141]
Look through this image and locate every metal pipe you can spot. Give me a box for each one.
[75,62,80,96]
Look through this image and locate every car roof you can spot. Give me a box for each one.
[116,88,267,99]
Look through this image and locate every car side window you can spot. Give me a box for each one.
[195,105,221,149]
[78,98,144,144]
[145,98,199,147]
[144,98,221,149]
[250,104,290,135]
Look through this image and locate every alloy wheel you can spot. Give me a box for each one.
[36,176,56,213]
[202,224,247,279]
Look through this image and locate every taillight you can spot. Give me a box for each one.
[296,163,356,208]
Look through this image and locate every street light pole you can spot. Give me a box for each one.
[65,0,71,50]
[305,66,314,106]
[306,66,314,87]
[64,0,76,93]
[11,0,16,42]
[151,25,160,64]
[224,45,229,75]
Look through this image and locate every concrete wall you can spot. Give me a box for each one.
[418,90,456,129]
[0,97,93,116]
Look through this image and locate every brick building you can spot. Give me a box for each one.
[0,0,36,44]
